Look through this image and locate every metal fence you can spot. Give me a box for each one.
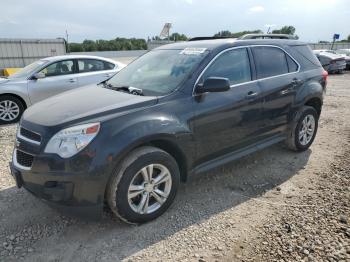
[0,38,66,69]
[308,43,350,50]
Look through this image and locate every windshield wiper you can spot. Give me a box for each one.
[103,83,144,96]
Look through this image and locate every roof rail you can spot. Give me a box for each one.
[238,34,298,40]
[189,36,235,41]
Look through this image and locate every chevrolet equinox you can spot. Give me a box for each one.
[10,39,327,224]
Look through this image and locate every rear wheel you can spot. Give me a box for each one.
[286,106,319,151]
[0,95,25,124]
[106,146,180,224]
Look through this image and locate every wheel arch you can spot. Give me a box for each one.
[305,97,322,116]
[120,137,188,183]
[0,93,28,109]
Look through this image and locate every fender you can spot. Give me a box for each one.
[294,78,323,109]
[93,111,194,196]
[0,83,31,107]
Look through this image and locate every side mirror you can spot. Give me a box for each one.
[196,77,230,94]
[32,72,46,80]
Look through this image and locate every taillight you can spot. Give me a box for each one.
[322,70,328,82]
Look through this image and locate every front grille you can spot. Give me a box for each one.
[20,127,41,143]
[16,150,34,168]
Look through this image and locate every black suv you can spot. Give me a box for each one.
[10,39,327,224]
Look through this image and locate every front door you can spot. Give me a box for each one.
[28,59,78,104]
[192,47,263,165]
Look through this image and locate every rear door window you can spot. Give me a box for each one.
[104,62,116,70]
[78,59,111,73]
[202,48,251,85]
[252,46,289,79]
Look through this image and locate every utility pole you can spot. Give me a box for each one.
[65,30,69,53]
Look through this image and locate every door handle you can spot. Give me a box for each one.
[105,73,113,77]
[68,78,77,83]
[245,91,258,99]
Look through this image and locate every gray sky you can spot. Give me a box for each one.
[0,0,348,43]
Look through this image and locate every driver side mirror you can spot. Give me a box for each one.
[32,72,46,80]
[196,77,230,94]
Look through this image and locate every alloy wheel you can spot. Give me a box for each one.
[127,164,172,214]
[298,114,316,146]
[0,100,20,121]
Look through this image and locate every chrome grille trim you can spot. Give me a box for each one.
[17,127,41,145]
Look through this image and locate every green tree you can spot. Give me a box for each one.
[272,26,296,35]
[82,40,97,51]
[170,33,188,41]
[68,38,148,52]
[68,43,83,52]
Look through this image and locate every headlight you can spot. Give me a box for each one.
[44,123,100,158]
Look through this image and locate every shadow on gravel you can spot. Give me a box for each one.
[0,143,311,261]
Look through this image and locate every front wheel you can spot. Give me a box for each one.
[0,95,25,124]
[106,146,180,224]
[286,106,319,151]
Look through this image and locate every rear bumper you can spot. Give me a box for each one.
[9,160,105,220]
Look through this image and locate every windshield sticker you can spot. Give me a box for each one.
[180,48,207,55]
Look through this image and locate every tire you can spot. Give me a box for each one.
[106,146,180,224]
[0,95,25,125]
[285,106,319,152]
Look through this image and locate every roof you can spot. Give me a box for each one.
[39,55,121,65]
[155,38,307,51]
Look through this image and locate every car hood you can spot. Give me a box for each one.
[22,85,158,127]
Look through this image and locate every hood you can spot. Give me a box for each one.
[22,85,158,127]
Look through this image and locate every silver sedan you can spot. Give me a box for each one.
[0,55,125,124]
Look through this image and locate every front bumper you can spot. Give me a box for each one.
[10,149,106,220]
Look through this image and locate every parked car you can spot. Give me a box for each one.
[336,49,350,70]
[313,51,346,73]
[314,49,350,69]
[312,49,335,54]
[0,55,125,124]
[10,39,327,224]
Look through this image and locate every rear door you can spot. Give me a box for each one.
[76,59,117,87]
[251,46,301,137]
[27,59,78,104]
[192,47,263,164]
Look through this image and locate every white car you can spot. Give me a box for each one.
[0,55,125,124]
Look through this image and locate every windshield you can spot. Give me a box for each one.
[106,49,209,96]
[8,60,48,79]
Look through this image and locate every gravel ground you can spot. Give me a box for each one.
[0,72,349,262]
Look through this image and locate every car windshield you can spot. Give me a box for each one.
[8,60,48,79]
[106,49,209,96]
